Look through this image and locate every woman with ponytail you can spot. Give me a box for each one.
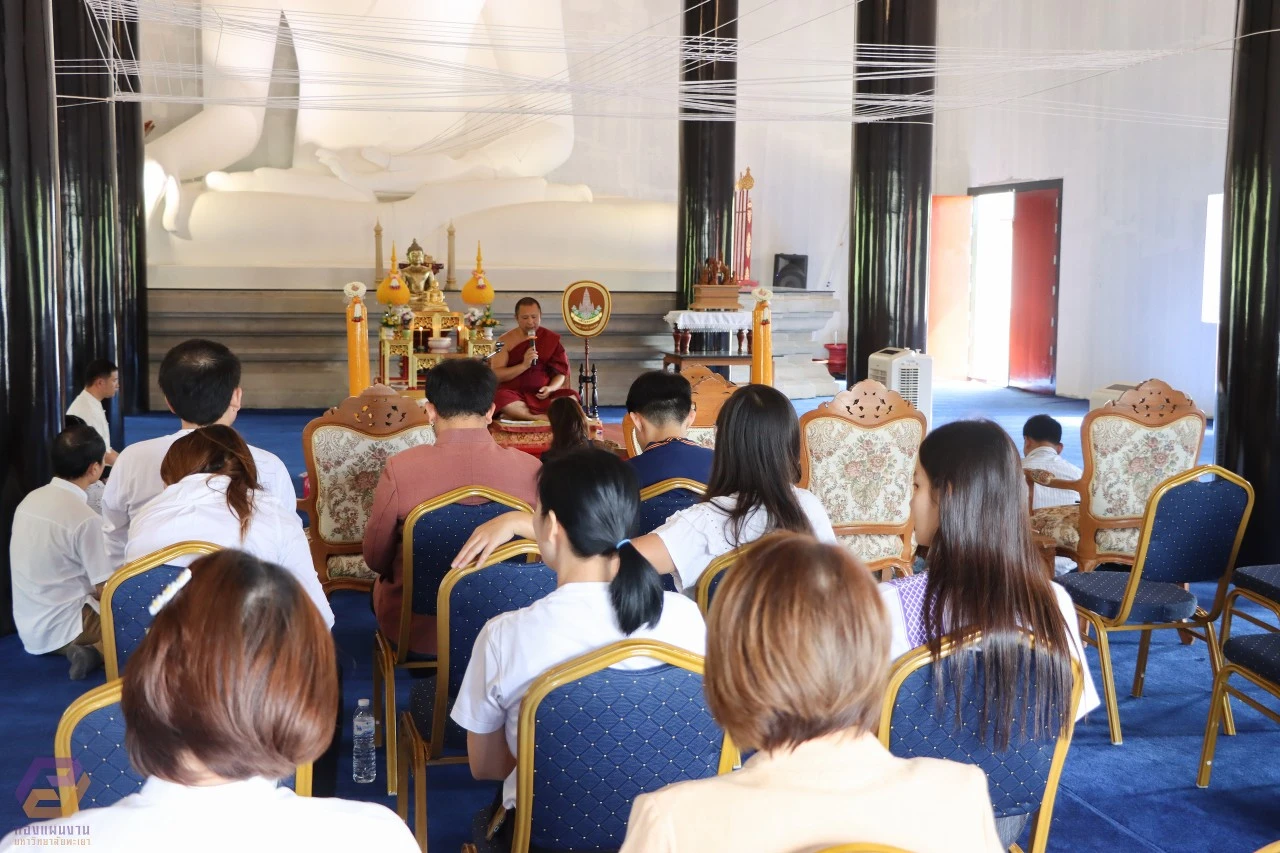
[125,425,333,628]
[450,447,706,818]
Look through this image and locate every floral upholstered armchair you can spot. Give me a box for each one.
[299,386,435,592]
[1029,379,1206,573]
[623,366,737,457]
[799,380,927,577]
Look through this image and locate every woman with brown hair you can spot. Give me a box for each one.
[125,425,333,627]
[619,533,1001,853]
[541,396,611,463]
[2,551,416,851]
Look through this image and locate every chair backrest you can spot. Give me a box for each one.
[697,544,753,615]
[637,478,708,535]
[799,380,925,572]
[54,682,309,816]
[879,634,1082,837]
[101,541,222,680]
[300,389,435,588]
[513,640,737,853]
[429,540,556,756]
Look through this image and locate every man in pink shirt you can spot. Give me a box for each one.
[364,359,541,655]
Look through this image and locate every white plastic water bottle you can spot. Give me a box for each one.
[352,699,376,784]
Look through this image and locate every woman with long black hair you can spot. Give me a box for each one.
[449,447,705,816]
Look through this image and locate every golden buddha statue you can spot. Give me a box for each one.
[404,238,447,314]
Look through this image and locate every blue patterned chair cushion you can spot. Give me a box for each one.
[638,490,700,536]
[529,664,724,851]
[1234,565,1280,603]
[448,560,557,697]
[408,675,469,752]
[70,703,144,809]
[111,564,185,676]
[703,570,726,610]
[410,503,515,614]
[888,650,1063,819]
[1060,570,1197,623]
[1223,634,1280,683]
[1137,475,1251,584]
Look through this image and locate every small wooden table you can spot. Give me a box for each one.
[662,351,754,373]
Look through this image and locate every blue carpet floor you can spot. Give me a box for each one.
[2,383,1264,851]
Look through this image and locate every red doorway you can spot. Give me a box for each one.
[1007,186,1062,393]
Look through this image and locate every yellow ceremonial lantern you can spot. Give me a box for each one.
[376,243,410,306]
[461,241,494,307]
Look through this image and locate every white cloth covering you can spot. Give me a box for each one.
[9,479,112,654]
[0,776,418,853]
[652,488,837,594]
[102,429,297,569]
[662,310,752,331]
[125,474,333,628]
[450,582,707,809]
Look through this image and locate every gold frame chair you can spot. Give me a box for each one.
[55,681,312,816]
[695,544,753,616]
[373,486,532,796]
[878,634,1083,853]
[101,541,222,681]
[511,640,739,853]
[1196,584,1280,788]
[1070,465,1253,745]
[638,477,708,503]
[397,539,542,850]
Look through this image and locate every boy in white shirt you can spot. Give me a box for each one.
[1022,414,1084,510]
[9,424,111,679]
[100,339,297,569]
[66,358,120,465]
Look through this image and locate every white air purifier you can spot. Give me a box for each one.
[868,348,934,427]
[1089,382,1138,411]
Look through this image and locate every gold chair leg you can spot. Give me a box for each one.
[1196,670,1230,788]
[1132,629,1152,698]
[1202,621,1236,737]
[1089,617,1123,745]
[385,666,399,796]
[373,642,386,749]
[414,732,428,853]
[397,721,411,822]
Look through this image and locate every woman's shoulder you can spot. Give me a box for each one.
[886,751,990,793]
[285,795,417,844]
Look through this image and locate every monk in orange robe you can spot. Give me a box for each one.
[491,297,579,420]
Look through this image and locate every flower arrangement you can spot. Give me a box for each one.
[465,306,500,330]
[381,303,414,330]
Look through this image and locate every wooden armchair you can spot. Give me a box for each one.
[624,366,737,457]
[299,387,435,593]
[1029,379,1206,573]
[799,380,926,577]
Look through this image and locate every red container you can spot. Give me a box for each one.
[823,343,848,379]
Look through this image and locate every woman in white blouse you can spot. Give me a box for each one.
[454,384,836,594]
[125,425,333,627]
[0,550,416,853]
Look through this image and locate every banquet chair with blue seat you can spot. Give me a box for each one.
[54,681,310,816]
[100,541,222,681]
[1226,564,1280,633]
[879,633,1083,853]
[696,544,752,616]
[397,540,554,850]
[1058,465,1253,744]
[637,477,706,535]
[374,486,533,796]
[501,640,738,853]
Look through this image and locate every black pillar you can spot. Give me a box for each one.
[114,16,148,419]
[677,0,737,309]
[1218,0,1280,563]
[846,0,937,384]
[1,0,67,635]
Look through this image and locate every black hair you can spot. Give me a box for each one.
[52,424,106,479]
[537,448,663,634]
[64,415,87,430]
[625,370,693,425]
[1023,414,1063,445]
[425,359,499,419]
[514,297,542,315]
[84,358,118,388]
[158,339,242,426]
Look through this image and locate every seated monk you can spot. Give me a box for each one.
[491,297,579,420]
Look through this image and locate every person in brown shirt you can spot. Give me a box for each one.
[364,359,541,655]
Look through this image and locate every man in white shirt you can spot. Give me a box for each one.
[100,339,298,569]
[66,358,120,465]
[1022,414,1084,510]
[10,424,111,679]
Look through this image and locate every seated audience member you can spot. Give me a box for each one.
[0,551,418,852]
[455,384,836,596]
[125,426,333,628]
[541,397,610,464]
[101,339,296,569]
[65,415,105,514]
[9,425,110,680]
[624,370,713,489]
[619,533,1002,853]
[1022,414,1083,509]
[66,358,121,466]
[364,358,540,656]
[450,448,705,836]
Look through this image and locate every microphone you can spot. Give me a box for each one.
[527,330,538,366]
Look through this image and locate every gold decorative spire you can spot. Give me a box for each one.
[735,166,755,191]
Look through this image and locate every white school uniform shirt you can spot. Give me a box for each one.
[0,776,418,853]
[450,582,708,809]
[102,429,297,569]
[9,479,113,654]
[1023,446,1084,511]
[124,474,333,628]
[652,488,837,595]
[66,389,114,451]
[878,578,1102,720]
